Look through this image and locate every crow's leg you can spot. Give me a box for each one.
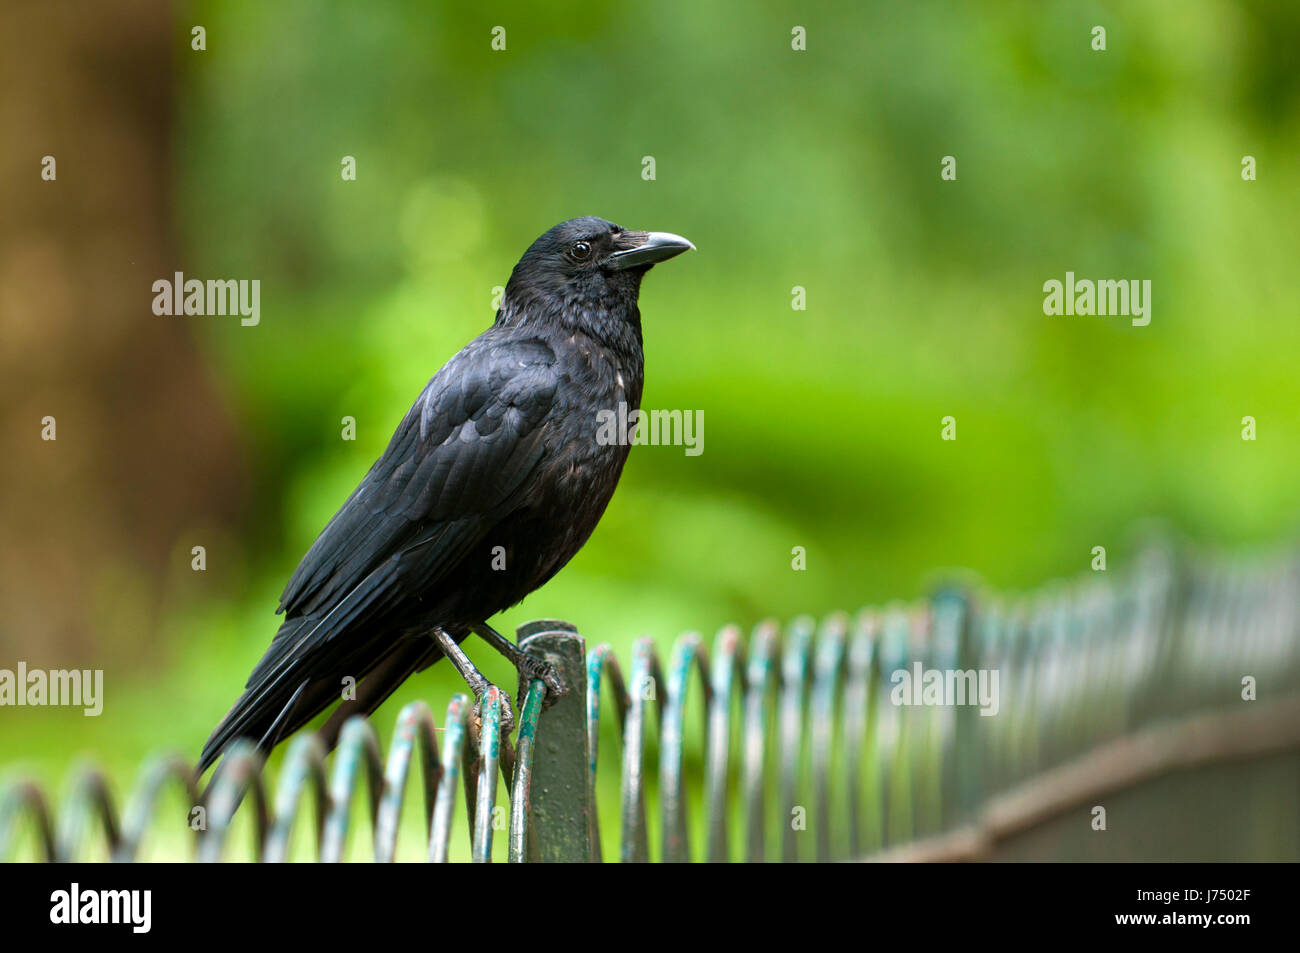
[429,626,515,735]
[469,621,569,710]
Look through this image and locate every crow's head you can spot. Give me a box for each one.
[502,216,693,324]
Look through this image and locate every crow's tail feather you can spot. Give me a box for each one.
[315,638,444,750]
[196,622,447,777]
[196,669,340,776]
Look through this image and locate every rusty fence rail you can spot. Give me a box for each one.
[3,545,1299,861]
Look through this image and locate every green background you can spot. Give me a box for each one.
[3,0,1298,859]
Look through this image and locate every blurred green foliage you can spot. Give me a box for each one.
[4,0,1299,854]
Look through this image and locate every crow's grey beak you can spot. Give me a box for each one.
[608,231,695,270]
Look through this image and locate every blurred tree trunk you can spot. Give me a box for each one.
[0,1,247,664]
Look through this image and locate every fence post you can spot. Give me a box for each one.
[517,620,592,862]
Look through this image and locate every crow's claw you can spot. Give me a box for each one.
[515,654,568,712]
[471,689,515,738]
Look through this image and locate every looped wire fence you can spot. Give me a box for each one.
[3,545,1299,862]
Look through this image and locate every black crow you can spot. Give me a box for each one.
[198,217,693,774]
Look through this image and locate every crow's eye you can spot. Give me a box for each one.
[571,241,592,260]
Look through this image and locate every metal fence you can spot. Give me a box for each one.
[3,544,1299,862]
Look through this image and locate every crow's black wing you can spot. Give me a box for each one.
[198,334,560,772]
[276,335,556,616]
[276,334,559,621]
